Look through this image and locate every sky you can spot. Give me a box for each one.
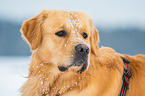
[0,0,145,28]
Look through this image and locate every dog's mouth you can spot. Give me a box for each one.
[58,59,88,74]
[77,62,88,74]
[73,60,88,74]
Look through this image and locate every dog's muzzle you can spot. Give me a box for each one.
[58,44,89,74]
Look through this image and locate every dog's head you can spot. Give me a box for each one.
[21,10,100,74]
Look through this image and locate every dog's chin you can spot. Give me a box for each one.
[58,61,88,74]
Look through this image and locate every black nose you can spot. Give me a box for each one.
[75,44,89,55]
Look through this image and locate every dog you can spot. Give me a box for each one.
[20,9,145,96]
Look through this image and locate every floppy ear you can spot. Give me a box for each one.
[90,26,100,56]
[20,10,47,51]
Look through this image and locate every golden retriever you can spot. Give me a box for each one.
[20,9,145,96]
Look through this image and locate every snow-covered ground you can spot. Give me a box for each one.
[0,56,30,96]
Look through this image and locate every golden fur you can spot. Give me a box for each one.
[20,10,145,96]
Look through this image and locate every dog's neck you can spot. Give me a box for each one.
[28,48,124,95]
[28,54,92,95]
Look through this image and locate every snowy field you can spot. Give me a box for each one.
[0,56,30,96]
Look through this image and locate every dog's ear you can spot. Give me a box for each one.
[20,10,48,51]
[90,26,100,56]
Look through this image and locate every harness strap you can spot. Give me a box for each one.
[118,57,131,96]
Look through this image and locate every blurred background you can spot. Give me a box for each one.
[0,0,145,96]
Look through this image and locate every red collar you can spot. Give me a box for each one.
[119,57,131,96]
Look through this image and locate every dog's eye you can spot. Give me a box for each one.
[82,32,88,39]
[55,31,66,37]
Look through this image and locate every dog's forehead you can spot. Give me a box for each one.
[44,10,92,32]
[48,10,90,22]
